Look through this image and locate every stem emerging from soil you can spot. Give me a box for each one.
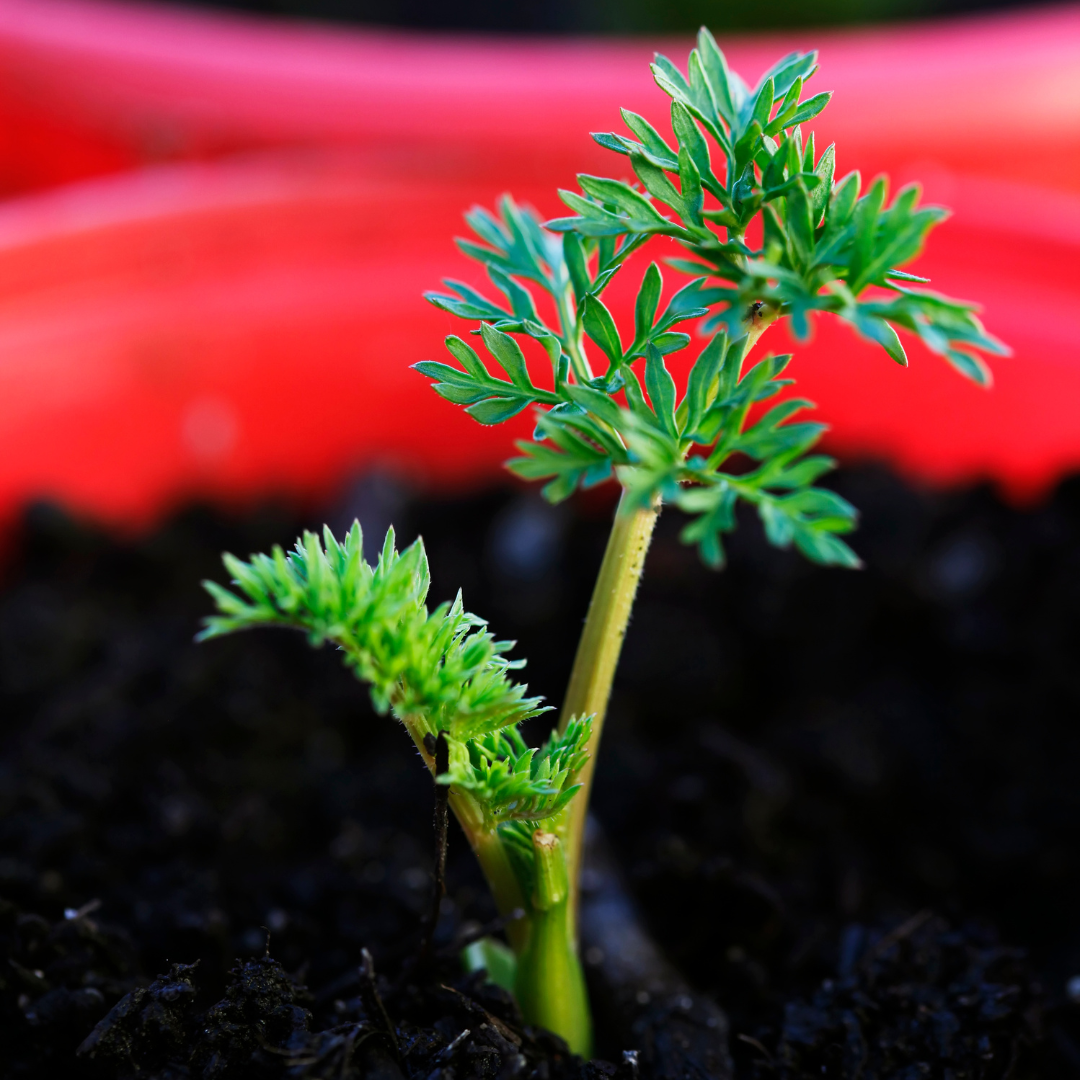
[514,831,592,1058]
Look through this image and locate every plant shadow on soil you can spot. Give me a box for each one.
[1,464,1079,1078]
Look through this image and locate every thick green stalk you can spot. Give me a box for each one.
[557,313,777,918]
[514,831,592,1057]
[556,489,659,911]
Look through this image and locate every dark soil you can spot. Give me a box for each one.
[2,465,1079,1078]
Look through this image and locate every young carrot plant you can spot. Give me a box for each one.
[202,32,1005,1058]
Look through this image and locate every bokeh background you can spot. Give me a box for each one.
[0,0,1078,541]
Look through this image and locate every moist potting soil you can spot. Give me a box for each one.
[1,465,1078,1078]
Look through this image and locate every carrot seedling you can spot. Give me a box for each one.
[202,33,1005,1058]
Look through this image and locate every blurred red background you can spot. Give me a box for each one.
[0,0,1078,533]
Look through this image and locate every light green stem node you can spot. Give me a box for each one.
[531,830,569,910]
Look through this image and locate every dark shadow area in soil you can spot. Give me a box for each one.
[1,463,1078,1077]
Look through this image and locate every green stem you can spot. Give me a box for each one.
[557,288,593,385]
[514,831,592,1057]
[556,311,778,922]
[556,488,660,921]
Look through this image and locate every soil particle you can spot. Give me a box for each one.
[760,915,1040,1078]
[193,953,313,1076]
[1,895,139,1075]
[77,961,200,1073]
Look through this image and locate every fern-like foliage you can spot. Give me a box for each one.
[201,522,585,826]
[416,36,1008,570]
[551,32,1008,383]
[444,716,592,822]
